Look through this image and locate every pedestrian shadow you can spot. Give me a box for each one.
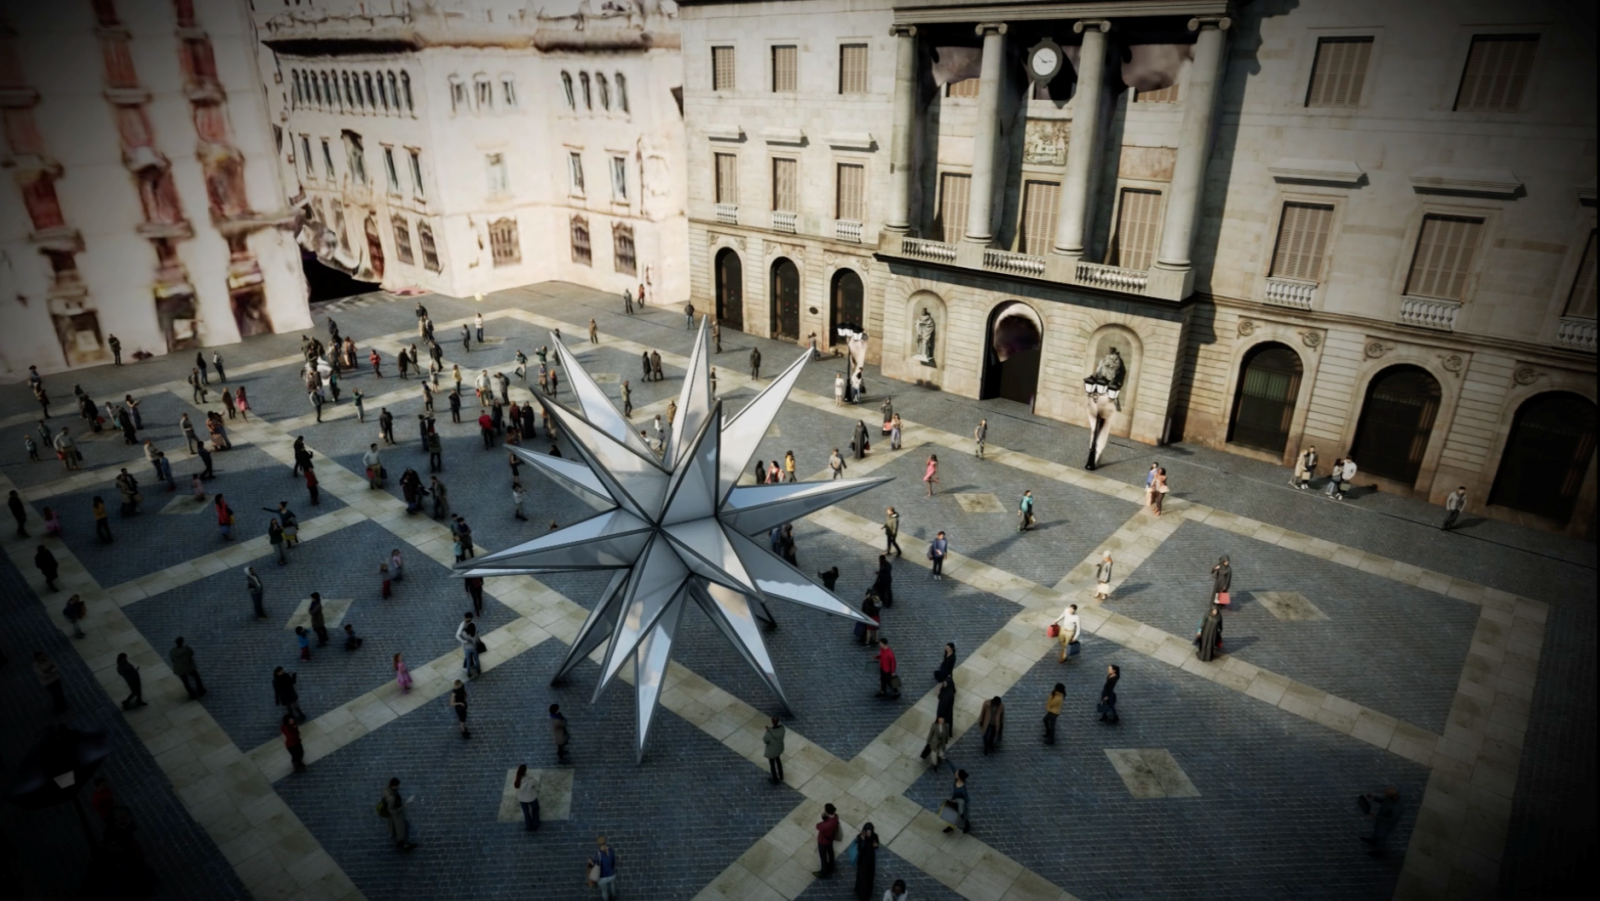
[1218,635,1260,655]
[1112,580,1153,597]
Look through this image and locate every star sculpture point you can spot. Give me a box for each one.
[457,318,888,761]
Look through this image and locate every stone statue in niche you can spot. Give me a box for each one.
[1082,347,1126,470]
[912,308,937,367]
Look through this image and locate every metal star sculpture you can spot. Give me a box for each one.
[456,318,888,761]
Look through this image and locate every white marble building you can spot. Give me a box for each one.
[678,0,1597,536]
[0,0,308,375]
[251,0,689,304]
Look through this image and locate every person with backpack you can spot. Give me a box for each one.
[378,778,416,850]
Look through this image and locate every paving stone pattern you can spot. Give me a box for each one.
[3,391,193,492]
[1103,520,1479,734]
[793,844,967,901]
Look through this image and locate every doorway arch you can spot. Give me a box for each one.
[364,216,384,280]
[1489,392,1597,522]
[980,301,1043,404]
[715,248,743,330]
[770,257,800,341]
[829,269,864,346]
[1228,342,1304,454]
[1349,365,1442,485]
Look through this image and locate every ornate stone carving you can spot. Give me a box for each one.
[1364,341,1389,359]
[767,241,805,262]
[1300,331,1322,349]
[1022,119,1069,166]
[1237,318,1256,337]
[707,232,744,251]
[1513,366,1541,385]
[1440,354,1464,373]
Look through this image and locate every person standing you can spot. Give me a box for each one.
[246,566,266,620]
[1151,467,1169,515]
[1195,604,1225,662]
[93,496,112,543]
[834,372,846,406]
[874,638,900,699]
[431,476,450,521]
[188,368,207,403]
[169,637,206,698]
[211,351,226,384]
[308,593,329,647]
[550,703,570,763]
[928,531,949,580]
[269,519,287,565]
[273,666,306,722]
[828,448,847,480]
[1094,552,1114,599]
[853,822,880,901]
[1211,555,1231,605]
[474,312,485,344]
[449,679,470,739]
[196,440,215,479]
[511,481,528,521]
[363,444,383,489]
[1098,664,1121,724]
[63,594,87,638]
[281,715,307,773]
[1043,683,1066,744]
[1443,486,1468,531]
[814,804,841,878]
[622,287,634,315]
[684,301,695,330]
[857,589,881,646]
[1054,603,1081,663]
[215,494,234,541]
[457,612,482,678]
[750,346,761,379]
[712,318,722,353]
[763,716,786,784]
[589,836,619,899]
[620,379,632,418]
[1361,787,1402,857]
[514,765,540,830]
[853,420,868,460]
[1292,445,1318,489]
[923,715,950,771]
[942,770,971,834]
[882,507,902,557]
[978,696,1006,755]
[115,653,146,710]
[35,651,68,712]
[1018,490,1035,532]
[588,318,599,344]
[109,334,121,365]
[465,576,486,617]
[649,351,662,383]
[973,419,988,459]
[381,778,417,850]
[923,454,939,497]
[55,427,80,470]
[379,407,395,445]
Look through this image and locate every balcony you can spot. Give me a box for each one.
[715,203,738,225]
[878,235,1192,301]
[983,249,1046,277]
[900,237,958,263]
[1557,317,1596,353]
[1263,276,1317,310]
[771,210,797,234]
[834,219,863,243]
[1398,297,1461,332]
[1075,261,1148,293]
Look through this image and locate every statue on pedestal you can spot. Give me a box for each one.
[1083,347,1126,471]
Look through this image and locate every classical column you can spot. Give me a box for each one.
[1052,19,1110,259]
[884,24,919,234]
[1155,16,1230,270]
[963,22,1007,244]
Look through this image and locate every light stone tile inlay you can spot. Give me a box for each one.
[1104,749,1201,799]
[159,493,215,514]
[952,493,1007,514]
[282,597,354,633]
[496,768,575,822]
[1253,590,1329,621]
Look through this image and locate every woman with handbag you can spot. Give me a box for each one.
[923,716,950,771]
[1152,467,1169,515]
[587,835,619,898]
[1093,552,1114,599]
[932,643,957,683]
[1195,604,1225,662]
[1211,555,1232,605]
[941,770,970,834]
[1053,603,1080,663]
[852,822,879,901]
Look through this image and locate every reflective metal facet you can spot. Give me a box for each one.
[455,316,889,761]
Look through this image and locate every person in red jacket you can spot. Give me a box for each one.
[875,638,900,699]
[813,803,841,878]
[478,412,495,449]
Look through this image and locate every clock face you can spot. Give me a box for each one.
[1031,46,1059,77]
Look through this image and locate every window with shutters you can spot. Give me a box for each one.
[392,217,413,265]
[1305,37,1373,108]
[560,71,575,110]
[321,139,335,178]
[714,153,738,204]
[1454,35,1538,112]
[1404,215,1483,300]
[401,72,414,112]
[839,43,868,94]
[408,149,424,196]
[771,45,797,93]
[450,77,468,112]
[611,156,628,201]
[615,73,629,112]
[489,218,520,267]
[946,79,980,98]
[383,146,399,192]
[568,152,585,195]
[418,221,441,272]
[1134,84,1179,103]
[597,73,611,110]
[301,136,314,177]
[1563,230,1597,319]
[771,158,798,212]
[1110,189,1162,270]
[502,77,517,108]
[935,172,971,244]
[475,76,492,110]
[343,132,367,184]
[614,222,637,275]
[712,46,736,91]
[1269,202,1335,281]
[1018,180,1061,256]
[486,153,508,196]
[835,163,866,222]
[571,215,591,266]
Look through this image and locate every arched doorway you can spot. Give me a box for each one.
[980,302,1042,404]
[770,257,800,341]
[715,248,743,331]
[1228,343,1303,454]
[829,269,864,346]
[1489,392,1597,522]
[364,216,384,280]
[1350,365,1442,485]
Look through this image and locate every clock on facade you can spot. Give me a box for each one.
[1026,38,1064,86]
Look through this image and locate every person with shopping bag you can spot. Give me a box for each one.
[1211,555,1232,606]
[1052,603,1081,663]
[940,769,971,834]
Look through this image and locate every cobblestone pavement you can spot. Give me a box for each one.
[2,282,1591,901]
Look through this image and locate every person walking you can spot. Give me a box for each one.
[8,490,27,537]
[814,804,841,878]
[588,836,620,899]
[55,426,80,470]
[295,625,312,660]
[750,346,762,379]
[973,419,988,459]
[1360,787,1402,857]
[712,318,722,353]
[308,593,329,647]
[170,637,206,698]
[363,444,383,488]
[1098,664,1121,724]
[763,716,787,784]
[941,770,971,834]
[928,531,949,580]
[511,481,528,521]
[273,666,306,721]
[282,715,307,774]
[649,351,662,384]
[1043,682,1066,744]
[246,566,266,620]
[215,494,234,541]
[268,519,287,565]
[431,476,450,521]
[63,594,87,638]
[1054,603,1081,663]
[1018,490,1035,532]
[853,822,880,901]
[782,450,796,483]
[380,778,417,850]
[449,679,470,739]
[1211,555,1232,606]
[235,385,251,420]
[588,318,599,344]
[923,715,951,771]
[874,638,900,699]
[978,695,1006,755]
[35,651,68,712]
[856,589,881,646]
[514,764,540,830]
[1195,604,1225,661]
[1443,486,1468,531]
[116,653,147,709]
[109,334,121,365]
[1292,446,1318,489]
[853,420,868,460]
[882,507,902,557]
[211,351,226,384]
[93,496,112,543]
[379,407,396,445]
[550,703,570,763]
[457,612,482,678]
[188,368,207,404]
[465,576,485,616]
[622,287,634,315]
[834,372,846,406]
[1151,467,1169,515]
[475,312,485,344]
[828,448,847,480]
[1094,552,1113,599]
[684,302,695,330]
[923,454,939,496]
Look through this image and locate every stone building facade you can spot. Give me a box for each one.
[250,0,689,303]
[0,0,308,375]
[678,0,1597,537]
